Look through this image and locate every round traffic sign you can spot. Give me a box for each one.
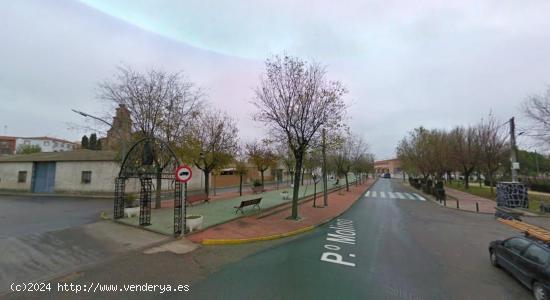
[175,165,192,183]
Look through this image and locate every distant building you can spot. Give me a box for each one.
[0,136,16,155]
[15,136,77,153]
[101,104,133,151]
[374,158,402,175]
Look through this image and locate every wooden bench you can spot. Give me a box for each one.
[495,206,523,221]
[234,198,262,214]
[186,193,210,206]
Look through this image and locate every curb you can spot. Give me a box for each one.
[200,180,375,245]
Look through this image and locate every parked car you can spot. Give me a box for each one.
[383,173,391,178]
[489,236,550,300]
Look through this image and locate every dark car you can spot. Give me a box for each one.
[489,236,550,300]
[383,173,391,178]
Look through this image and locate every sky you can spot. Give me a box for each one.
[1,0,550,159]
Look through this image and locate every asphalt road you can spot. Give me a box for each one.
[0,195,111,238]
[183,178,532,300]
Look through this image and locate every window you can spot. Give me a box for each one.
[81,171,92,184]
[18,171,27,183]
[44,141,50,146]
[522,245,550,265]
[504,238,531,254]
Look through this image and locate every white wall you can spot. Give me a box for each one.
[0,162,33,191]
[16,138,75,152]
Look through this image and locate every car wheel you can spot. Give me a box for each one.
[533,282,547,300]
[490,251,499,267]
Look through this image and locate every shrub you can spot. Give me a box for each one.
[124,194,137,208]
[252,179,263,187]
[526,179,550,193]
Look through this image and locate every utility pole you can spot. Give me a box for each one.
[510,117,519,182]
[535,150,540,177]
[322,128,328,207]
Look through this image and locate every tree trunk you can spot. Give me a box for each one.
[239,174,243,196]
[345,173,349,191]
[290,155,303,220]
[463,170,471,189]
[355,173,358,186]
[489,172,495,195]
[301,169,305,186]
[204,171,210,197]
[155,171,162,209]
[261,170,265,186]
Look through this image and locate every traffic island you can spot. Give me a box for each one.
[187,179,374,245]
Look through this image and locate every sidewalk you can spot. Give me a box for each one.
[442,187,496,214]
[188,179,374,244]
[118,176,359,235]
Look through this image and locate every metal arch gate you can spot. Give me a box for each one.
[114,177,186,236]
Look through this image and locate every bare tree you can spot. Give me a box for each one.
[253,55,347,219]
[178,109,239,197]
[449,126,480,189]
[98,65,203,208]
[522,86,550,148]
[99,65,202,142]
[246,140,278,186]
[477,114,509,194]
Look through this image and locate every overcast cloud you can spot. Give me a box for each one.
[1,0,550,159]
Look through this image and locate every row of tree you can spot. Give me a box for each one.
[396,114,509,193]
[97,56,375,219]
[80,133,102,150]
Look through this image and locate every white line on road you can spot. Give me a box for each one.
[388,192,396,199]
[413,193,426,201]
[395,192,406,199]
[371,191,377,198]
[380,191,386,198]
[365,191,370,197]
[405,193,416,200]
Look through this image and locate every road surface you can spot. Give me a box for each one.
[183,178,531,299]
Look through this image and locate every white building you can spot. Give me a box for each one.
[0,150,203,194]
[15,136,77,153]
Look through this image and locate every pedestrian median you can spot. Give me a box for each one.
[188,179,374,245]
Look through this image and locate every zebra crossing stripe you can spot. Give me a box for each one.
[395,192,405,199]
[405,193,416,200]
[388,192,396,199]
[380,191,386,198]
[365,191,370,197]
[371,191,377,198]
[413,193,426,201]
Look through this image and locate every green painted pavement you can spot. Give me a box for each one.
[118,176,359,235]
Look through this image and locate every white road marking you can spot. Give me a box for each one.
[371,191,377,198]
[405,193,416,200]
[395,192,406,199]
[365,191,370,197]
[380,191,386,198]
[413,193,426,201]
[388,192,397,199]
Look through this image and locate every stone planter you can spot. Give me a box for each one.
[186,215,204,232]
[124,207,139,218]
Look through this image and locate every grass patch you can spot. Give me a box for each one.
[445,181,496,200]
[445,181,550,214]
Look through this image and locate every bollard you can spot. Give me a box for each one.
[456,200,460,209]
[476,202,479,213]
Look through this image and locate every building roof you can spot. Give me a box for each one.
[374,158,400,164]
[0,150,117,163]
[18,136,77,144]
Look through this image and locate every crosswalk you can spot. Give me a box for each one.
[364,190,426,201]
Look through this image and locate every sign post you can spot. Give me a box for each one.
[175,165,193,234]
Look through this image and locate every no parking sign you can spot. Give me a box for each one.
[175,165,192,183]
